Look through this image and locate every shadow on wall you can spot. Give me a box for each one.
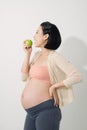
[59,36,87,130]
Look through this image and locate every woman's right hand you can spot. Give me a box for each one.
[23,41,32,55]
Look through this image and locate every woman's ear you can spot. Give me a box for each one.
[44,33,49,40]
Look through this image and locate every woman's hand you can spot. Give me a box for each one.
[23,41,32,55]
[49,84,59,107]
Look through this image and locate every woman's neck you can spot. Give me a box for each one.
[40,48,52,56]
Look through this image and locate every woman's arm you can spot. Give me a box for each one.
[21,42,32,81]
[49,52,83,105]
[21,53,31,81]
[54,52,83,88]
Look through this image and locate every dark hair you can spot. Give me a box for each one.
[40,21,62,50]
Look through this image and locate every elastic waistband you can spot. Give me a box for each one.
[25,99,58,116]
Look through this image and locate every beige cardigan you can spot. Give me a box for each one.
[21,51,82,107]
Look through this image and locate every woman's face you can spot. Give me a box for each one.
[33,26,48,48]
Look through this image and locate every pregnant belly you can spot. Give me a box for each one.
[21,79,51,109]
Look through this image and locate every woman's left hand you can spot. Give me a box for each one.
[49,84,59,107]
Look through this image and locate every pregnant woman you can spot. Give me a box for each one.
[21,21,82,130]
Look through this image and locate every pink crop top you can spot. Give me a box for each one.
[29,65,50,83]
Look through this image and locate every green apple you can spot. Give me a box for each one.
[25,39,33,47]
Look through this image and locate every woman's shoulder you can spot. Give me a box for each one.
[49,50,70,65]
[50,50,65,59]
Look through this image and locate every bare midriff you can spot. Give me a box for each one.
[21,78,52,109]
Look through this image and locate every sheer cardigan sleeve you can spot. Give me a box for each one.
[53,52,83,88]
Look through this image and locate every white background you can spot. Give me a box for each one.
[0,0,87,130]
